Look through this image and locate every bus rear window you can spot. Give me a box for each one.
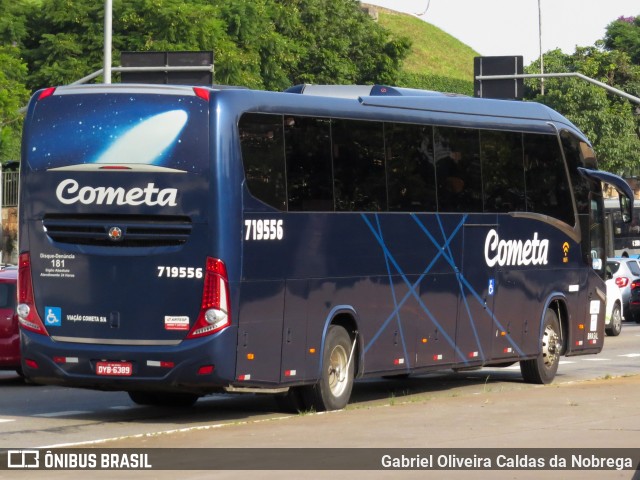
[25,93,209,173]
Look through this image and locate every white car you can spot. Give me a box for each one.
[605,277,623,336]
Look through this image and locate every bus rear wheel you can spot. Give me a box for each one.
[520,309,561,384]
[304,325,355,411]
[128,391,200,407]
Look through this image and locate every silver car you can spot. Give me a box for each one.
[607,257,640,321]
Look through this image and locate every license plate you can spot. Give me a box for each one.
[96,361,133,376]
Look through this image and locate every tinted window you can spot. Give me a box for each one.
[481,131,526,213]
[0,283,15,309]
[523,134,575,225]
[627,260,640,276]
[386,123,437,212]
[561,130,598,217]
[434,127,482,212]
[285,116,333,211]
[239,113,287,210]
[239,114,580,222]
[332,119,386,211]
[607,261,620,274]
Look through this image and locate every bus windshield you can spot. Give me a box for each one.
[25,91,209,173]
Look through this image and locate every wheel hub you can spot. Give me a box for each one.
[542,325,560,367]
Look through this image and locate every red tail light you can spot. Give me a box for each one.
[193,87,210,102]
[17,252,50,336]
[38,87,56,101]
[631,280,640,290]
[186,257,231,339]
[615,277,630,288]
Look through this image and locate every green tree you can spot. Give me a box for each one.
[0,0,30,163]
[604,15,640,65]
[22,0,409,91]
[525,48,640,176]
[290,0,409,85]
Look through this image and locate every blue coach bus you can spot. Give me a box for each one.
[18,83,633,411]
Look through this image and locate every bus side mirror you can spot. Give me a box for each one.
[620,195,633,224]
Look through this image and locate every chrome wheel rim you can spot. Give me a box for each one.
[328,344,349,397]
[541,323,560,368]
[612,308,622,333]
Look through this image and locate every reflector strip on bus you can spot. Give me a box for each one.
[576,340,584,346]
[284,370,297,377]
[146,360,175,368]
[393,358,405,365]
[468,351,479,358]
[53,357,79,364]
[237,374,251,381]
[503,347,513,353]
[433,354,443,361]
[568,285,579,292]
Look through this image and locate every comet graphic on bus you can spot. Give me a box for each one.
[94,110,188,165]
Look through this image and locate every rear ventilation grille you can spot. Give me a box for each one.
[42,214,192,247]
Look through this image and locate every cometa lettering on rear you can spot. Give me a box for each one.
[55,179,178,207]
[484,228,549,267]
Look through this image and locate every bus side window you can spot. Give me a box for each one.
[332,119,386,212]
[386,123,437,212]
[481,130,526,213]
[239,113,287,210]
[285,116,334,212]
[434,127,482,213]
[523,133,575,226]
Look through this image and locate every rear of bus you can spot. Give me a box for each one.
[18,85,237,394]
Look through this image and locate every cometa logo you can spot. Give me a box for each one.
[55,179,178,207]
[484,229,549,267]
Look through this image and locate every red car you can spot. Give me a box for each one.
[0,269,19,374]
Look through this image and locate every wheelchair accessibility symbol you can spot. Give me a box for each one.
[44,306,62,326]
[488,279,495,296]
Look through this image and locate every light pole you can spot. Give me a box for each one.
[104,0,112,84]
[416,0,431,16]
[538,0,544,95]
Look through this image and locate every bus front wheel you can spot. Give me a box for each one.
[304,325,355,411]
[520,309,561,384]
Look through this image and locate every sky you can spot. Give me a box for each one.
[363,0,639,64]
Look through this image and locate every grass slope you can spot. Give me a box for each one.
[370,5,478,82]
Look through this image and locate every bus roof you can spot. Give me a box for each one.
[39,83,583,139]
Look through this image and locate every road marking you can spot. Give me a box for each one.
[34,411,90,418]
[0,418,15,423]
[582,358,610,361]
[619,353,640,358]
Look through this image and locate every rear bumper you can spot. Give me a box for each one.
[19,327,238,394]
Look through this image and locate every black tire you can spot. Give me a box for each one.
[274,387,308,413]
[128,391,199,407]
[520,309,561,384]
[606,303,622,336]
[303,325,355,412]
